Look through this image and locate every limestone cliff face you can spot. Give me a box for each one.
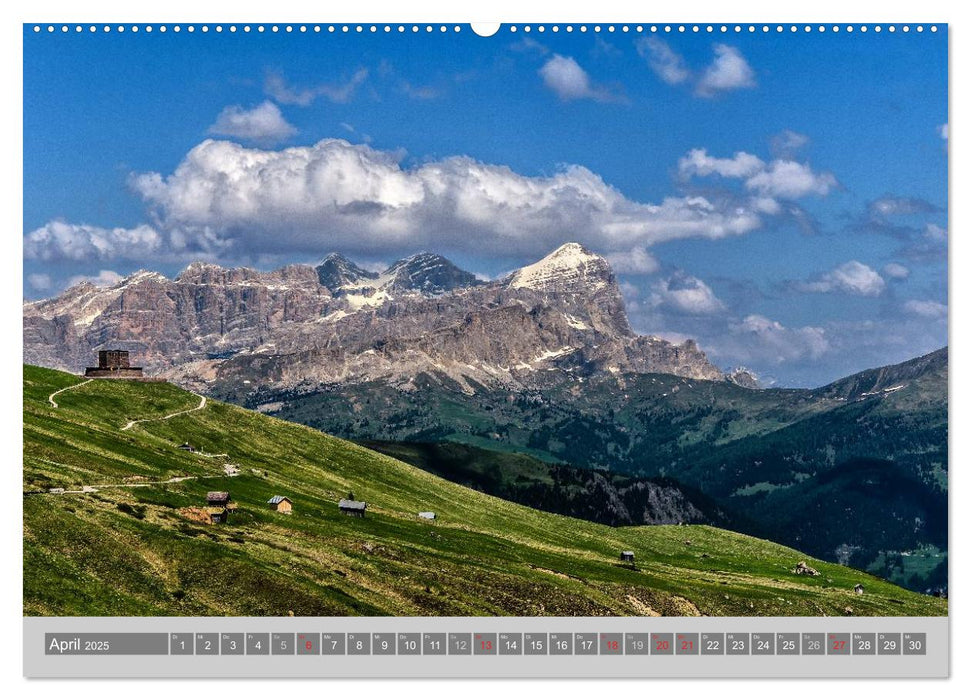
[24,243,725,392]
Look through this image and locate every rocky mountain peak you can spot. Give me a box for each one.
[508,242,613,293]
[384,252,481,296]
[315,253,380,293]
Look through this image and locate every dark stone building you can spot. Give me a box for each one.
[84,350,145,378]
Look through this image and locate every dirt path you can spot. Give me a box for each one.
[121,394,207,431]
[48,379,93,408]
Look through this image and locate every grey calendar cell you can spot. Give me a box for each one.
[549,633,572,655]
[625,633,650,655]
[701,633,724,656]
[221,633,244,655]
[271,633,294,655]
[524,633,548,655]
[802,632,825,656]
[827,633,850,655]
[676,633,699,655]
[777,633,800,655]
[473,633,497,655]
[751,632,774,655]
[195,633,219,656]
[423,633,446,655]
[372,633,396,655]
[448,633,471,655]
[170,633,193,655]
[320,633,343,655]
[853,633,876,656]
[599,633,623,655]
[397,633,421,656]
[246,633,269,655]
[575,632,598,655]
[903,633,927,655]
[878,633,901,655]
[651,633,673,655]
[499,633,523,655]
[347,633,371,655]
[726,633,750,655]
[297,632,320,655]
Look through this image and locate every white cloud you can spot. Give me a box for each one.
[938,123,948,140]
[903,299,947,319]
[680,148,836,201]
[725,314,829,364]
[744,160,837,199]
[264,69,368,106]
[636,37,691,85]
[796,261,886,297]
[400,81,440,100]
[208,101,297,146]
[770,130,810,158]
[605,246,659,275]
[538,54,620,103]
[678,148,765,179]
[67,270,125,288]
[649,272,726,315]
[23,220,163,262]
[27,273,52,291]
[127,138,765,261]
[924,223,947,242]
[696,44,756,97]
[883,262,910,279]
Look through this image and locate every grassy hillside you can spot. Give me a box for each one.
[23,365,946,617]
[255,350,946,590]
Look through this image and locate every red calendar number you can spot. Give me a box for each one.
[832,640,845,651]
[607,640,619,651]
[656,639,670,651]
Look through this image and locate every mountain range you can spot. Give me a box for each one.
[22,243,948,593]
[23,243,732,393]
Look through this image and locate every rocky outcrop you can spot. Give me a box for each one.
[24,243,726,393]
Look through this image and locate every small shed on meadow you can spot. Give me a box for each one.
[207,491,231,507]
[418,511,436,520]
[854,583,865,595]
[206,508,227,524]
[178,443,196,452]
[620,550,635,563]
[339,499,367,517]
[267,495,293,514]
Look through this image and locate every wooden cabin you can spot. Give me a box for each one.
[339,499,367,517]
[267,495,293,514]
[207,491,231,507]
[206,508,227,524]
[620,550,635,564]
[854,584,865,595]
[178,443,196,452]
[418,511,436,520]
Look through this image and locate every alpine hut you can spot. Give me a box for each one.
[339,499,367,517]
[267,495,293,514]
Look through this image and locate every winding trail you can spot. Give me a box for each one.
[121,394,207,431]
[48,379,93,408]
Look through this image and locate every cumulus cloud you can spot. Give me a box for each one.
[883,262,910,279]
[606,246,659,275]
[679,148,836,201]
[724,314,829,364]
[27,273,52,291]
[770,130,810,159]
[264,68,368,106]
[649,272,726,315]
[23,221,163,262]
[696,44,756,97]
[903,299,947,319]
[538,54,622,103]
[636,37,691,85]
[67,269,125,288]
[208,101,297,146]
[795,261,886,297]
[678,149,765,179]
[127,138,765,261]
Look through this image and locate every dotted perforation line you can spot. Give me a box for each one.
[30,23,941,35]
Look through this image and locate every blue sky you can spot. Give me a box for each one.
[23,25,948,386]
